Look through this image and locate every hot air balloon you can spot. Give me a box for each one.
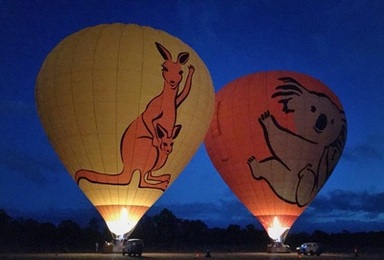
[35,24,214,238]
[204,71,347,242]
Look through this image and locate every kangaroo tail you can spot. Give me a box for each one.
[75,168,132,186]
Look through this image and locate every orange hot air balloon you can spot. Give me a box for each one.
[35,24,214,238]
[204,71,347,242]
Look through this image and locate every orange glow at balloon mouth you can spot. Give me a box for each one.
[267,216,290,242]
[106,208,137,238]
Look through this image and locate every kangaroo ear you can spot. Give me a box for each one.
[156,124,168,139]
[177,52,189,65]
[155,42,172,61]
[172,124,182,139]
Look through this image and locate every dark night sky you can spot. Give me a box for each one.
[1,0,384,233]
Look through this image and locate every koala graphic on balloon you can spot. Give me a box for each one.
[247,77,347,207]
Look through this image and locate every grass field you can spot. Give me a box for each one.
[0,252,382,259]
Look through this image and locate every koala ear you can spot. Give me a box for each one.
[172,124,182,139]
[156,124,168,138]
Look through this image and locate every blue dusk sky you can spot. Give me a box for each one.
[1,0,383,233]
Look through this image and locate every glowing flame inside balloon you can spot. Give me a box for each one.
[267,217,290,242]
[105,208,136,238]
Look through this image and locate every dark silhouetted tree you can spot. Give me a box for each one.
[38,222,57,252]
[82,217,104,251]
[57,219,82,252]
[131,215,156,246]
[180,219,208,245]
[0,210,12,252]
[226,224,243,244]
[2,208,384,254]
[152,209,180,247]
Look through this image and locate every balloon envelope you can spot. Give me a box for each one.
[205,71,347,241]
[36,24,214,237]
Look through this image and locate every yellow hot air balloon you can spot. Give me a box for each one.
[205,71,347,242]
[35,24,214,238]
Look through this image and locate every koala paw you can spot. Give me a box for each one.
[259,110,271,121]
[247,155,256,165]
[247,155,261,179]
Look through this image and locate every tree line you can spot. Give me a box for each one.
[1,208,384,254]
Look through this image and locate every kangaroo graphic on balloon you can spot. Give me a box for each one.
[75,42,194,191]
[247,77,347,207]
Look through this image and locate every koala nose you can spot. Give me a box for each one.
[315,113,328,131]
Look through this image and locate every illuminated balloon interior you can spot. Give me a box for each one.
[205,71,347,243]
[35,24,214,238]
[267,217,290,242]
[105,207,136,238]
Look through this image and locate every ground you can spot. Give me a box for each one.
[0,252,379,259]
